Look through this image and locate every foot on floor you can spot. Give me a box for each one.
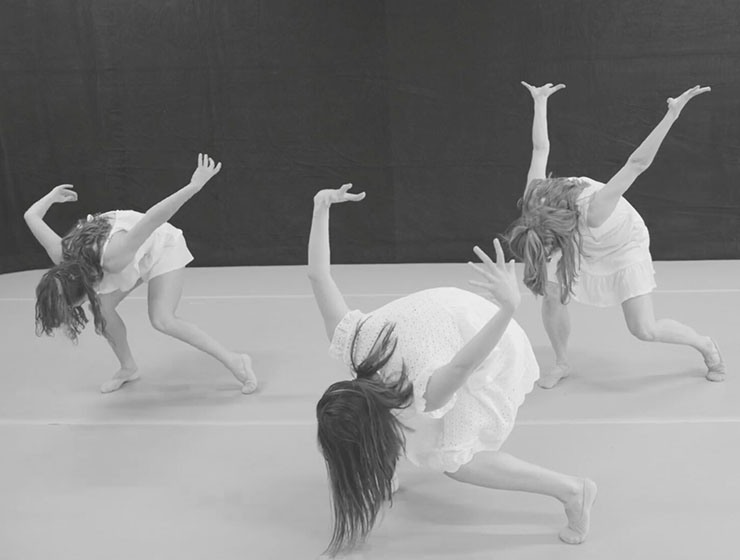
[100,367,140,394]
[237,354,258,394]
[559,478,598,545]
[537,363,570,389]
[704,338,726,382]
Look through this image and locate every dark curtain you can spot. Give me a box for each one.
[1,0,738,274]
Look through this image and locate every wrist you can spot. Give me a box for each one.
[313,195,331,210]
[499,300,519,315]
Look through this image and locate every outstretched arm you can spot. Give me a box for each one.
[103,153,221,272]
[24,184,78,264]
[423,239,521,412]
[308,183,366,340]
[522,82,566,190]
[588,85,711,228]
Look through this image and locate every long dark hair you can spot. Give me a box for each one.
[35,215,111,342]
[506,177,585,304]
[316,321,413,557]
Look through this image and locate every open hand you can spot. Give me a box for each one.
[521,81,566,101]
[667,85,711,117]
[468,238,521,312]
[190,153,222,188]
[48,184,78,204]
[314,183,366,207]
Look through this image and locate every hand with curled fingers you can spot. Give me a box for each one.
[521,81,566,101]
[469,238,521,312]
[313,183,366,208]
[47,184,78,205]
[190,153,222,189]
[667,85,711,118]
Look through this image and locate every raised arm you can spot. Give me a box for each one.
[308,183,366,340]
[588,85,711,228]
[23,184,78,264]
[522,82,566,190]
[423,239,521,412]
[103,153,221,272]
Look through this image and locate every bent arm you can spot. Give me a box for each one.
[307,198,350,340]
[423,305,515,412]
[24,195,63,264]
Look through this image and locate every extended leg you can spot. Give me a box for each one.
[538,281,572,388]
[622,293,725,381]
[99,282,142,393]
[446,450,597,544]
[147,268,257,392]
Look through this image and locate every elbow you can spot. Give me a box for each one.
[627,156,651,173]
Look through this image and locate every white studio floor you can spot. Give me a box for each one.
[0,261,738,560]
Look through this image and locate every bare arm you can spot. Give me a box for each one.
[308,183,365,340]
[103,154,221,272]
[423,239,521,412]
[23,184,78,264]
[588,85,711,228]
[522,82,566,190]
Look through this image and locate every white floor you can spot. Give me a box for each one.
[0,261,737,559]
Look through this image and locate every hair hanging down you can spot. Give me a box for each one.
[316,321,413,557]
[35,214,112,343]
[505,177,586,304]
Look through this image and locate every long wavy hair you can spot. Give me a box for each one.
[316,321,413,557]
[35,214,111,342]
[506,177,587,304]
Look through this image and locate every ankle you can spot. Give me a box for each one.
[560,478,582,504]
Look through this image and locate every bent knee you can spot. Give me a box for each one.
[149,312,176,333]
[627,321,656,341]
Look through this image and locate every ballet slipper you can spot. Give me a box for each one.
[238,354,258,394]
[559,478,598,545]
[704,338,726,382]
[537,363,570,389]
[100,369,140,393]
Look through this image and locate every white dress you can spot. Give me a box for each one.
[97,210,193,295]
[547,177,656,306]
[329,287,540,473]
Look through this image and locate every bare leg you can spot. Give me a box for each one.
[98,283,142,393]
[538,281,572,388]
[147,268,257,392]
[446,450,597,544]
[622,293,725,381]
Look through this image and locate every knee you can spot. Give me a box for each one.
[149,311,176,334]
[627,321,656,341]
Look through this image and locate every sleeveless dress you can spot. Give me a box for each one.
[329,287,540,473]
[97,210,193,295]
[546,177,656,306]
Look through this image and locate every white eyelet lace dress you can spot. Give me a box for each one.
[329,287,540,473]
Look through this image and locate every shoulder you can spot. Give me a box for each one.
[328,309,368,367]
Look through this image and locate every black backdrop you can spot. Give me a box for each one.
[2,0,739,273]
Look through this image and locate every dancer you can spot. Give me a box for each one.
[308,184,596,556]
[508,82,725,388]
[24,154,257,394]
